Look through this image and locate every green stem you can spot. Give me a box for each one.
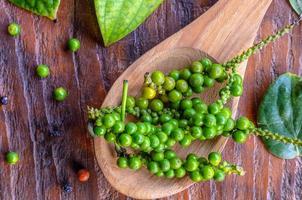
[121,80,129,122]
[252,128,302,146]
[224,16,302,69]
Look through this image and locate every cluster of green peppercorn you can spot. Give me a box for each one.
[88,58,254,182]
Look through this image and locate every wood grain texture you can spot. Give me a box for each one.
[0,0,301,200]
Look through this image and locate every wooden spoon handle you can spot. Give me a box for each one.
[160,0,272,62]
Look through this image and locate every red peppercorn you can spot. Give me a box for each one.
[77,169,90,182]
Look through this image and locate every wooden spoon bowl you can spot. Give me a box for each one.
[91,0,272,198]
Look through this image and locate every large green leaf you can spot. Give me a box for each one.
[258,73,302,159]
[94,0,163,46]
[9,0,61,20]
[290,0,302,15]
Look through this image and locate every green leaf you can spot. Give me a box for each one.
[9,0,61,20]
[258,73,302,159]
[94,0,163,46]
[290,0,302,15]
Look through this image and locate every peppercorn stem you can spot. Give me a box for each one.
[251,128,302,146]
[224,15,302,70]
[121,80,129,122]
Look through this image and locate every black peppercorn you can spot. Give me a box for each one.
[62,182,73,193]
[0,96,8,105]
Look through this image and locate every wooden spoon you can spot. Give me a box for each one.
[92,0,272,198]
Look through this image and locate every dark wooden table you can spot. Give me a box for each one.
[1,0,301,199]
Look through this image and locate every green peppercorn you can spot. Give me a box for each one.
[53,87,68,101]
[208,152,222,166]
[200,165,215,180]
[200,58,212,70]
[93,126,106,136]
[179,68,191,80]
[124,122,137,134]
[36,64,50,78]
[5,151,19,164]
[189,73,204,88]
[67,38,81,52]
[159,159,170,172]
[232,130,248,143]
[163,77,176,91]
[150,99,164,112]
[168,90,182,103]
[104,132,116,142]
[169,70,180,81]
[203,127,216,139]
[126,96,135,109]
[190,170,203,182]
[184,158,199,172]
[180,135,192,147]
[102,114,116,128]
[203,76,215,87]
[214,170,225,182]
[175,167,186,178]
[112,121,125,133]
[142,87,156,99]
[176,79,189,93]
[147,161,160,174]
[117,157,128,168]
[164,150,176,159]
[223,118,235,131]
[236,117,250,130]
[8,23,21,37]
[208,64,224,79]
[190,61,204,73]
[171,128,184,141]
[192,85,204,93]
[165,169,175,178]
[151,70,165,86]
[128,156,142,170]
[136,97,149,109]
[230,84,243,96]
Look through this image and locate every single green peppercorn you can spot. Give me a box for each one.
[208,64,224,79]
[142,87,156,100]
[151,70,165,86]
[36,64,50,78]
[184,159,199,172]
[232,130,248,143]
[148,161,160,174]
[236,117,250,130]
[5,151,19,164]
[200,58,212,70]
[191,61,204,73]
[93,126,106,136]
[200,165,215,180]
[175,167,186,178]
[117,157,128,168]
[179,68,192,80]
[190,170,203,182]
[128,156,142,170]
[67,38,81,52]
[214,170,225,182]
[165,169,175,178]
[53,87,68,101]
[176,79,189,93]
[8,23,21,37]
[126,96,135,109]
[150,99,164,112]
[208,152,222,166]
[189,73,204,88]
[163,77,176,91]
[169,70,180,81]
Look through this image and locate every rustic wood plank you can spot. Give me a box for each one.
[0,0,301,199]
